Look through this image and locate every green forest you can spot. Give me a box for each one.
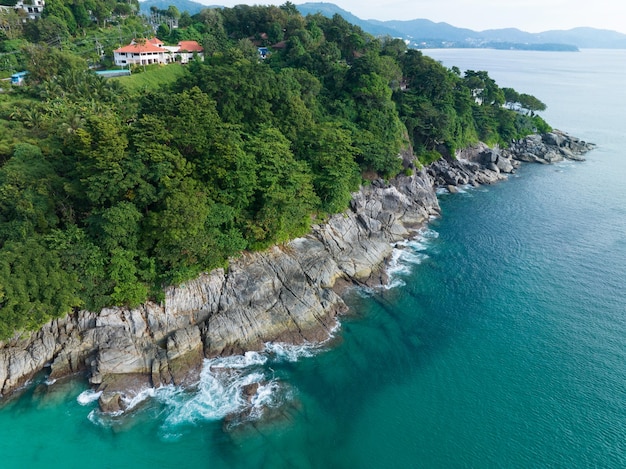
[0,1,550,339]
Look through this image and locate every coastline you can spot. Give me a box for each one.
[0,130,595,412]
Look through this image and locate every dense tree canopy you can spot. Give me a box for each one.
[0,2,551,339]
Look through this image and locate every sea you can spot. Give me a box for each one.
[1,49,625,468]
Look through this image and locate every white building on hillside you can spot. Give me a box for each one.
[0,0,45,20]
[173,40,205,64]
[113,38,170,66]
[114,38,204,67]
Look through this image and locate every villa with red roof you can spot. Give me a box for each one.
[113,38,204,67]
[176,41,205,64]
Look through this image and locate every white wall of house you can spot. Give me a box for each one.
[0,0,45,20]
[113,40,204,67]
[113,50,171,66]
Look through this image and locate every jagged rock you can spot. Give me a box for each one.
[95,373,152,413]
[515,152,539,163]
[479,148,499,165]
[49,348,84,380]
[487,162,500,173]
[543,150,564,163]
[496,156,515,173]
[543,132,563,147]
[99,391,124,413]
[166,326,203,385]
[507,129,595,164]
[559,146,585,161]
[167,326,202,361]
[95,334,152,376]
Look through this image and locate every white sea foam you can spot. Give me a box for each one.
[384,230,437,289]
[420,227,439,240]
[251,381,278,409]
[84,332,327,429]
[84,340,325,429]
[121,387,161,411]
[209,351,267,370]
[77,390,102,406]
[158,340,324,428]
[87,408,123,426]
[159,355,273,427]
[264,341,319,362]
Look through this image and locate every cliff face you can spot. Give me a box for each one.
[0,131,594,410]
[0,167,439,410]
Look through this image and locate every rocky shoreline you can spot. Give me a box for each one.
[0,130,595,412]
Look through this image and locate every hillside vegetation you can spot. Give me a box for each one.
[0,2,549,339]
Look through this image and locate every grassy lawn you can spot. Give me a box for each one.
[112,63,187,93]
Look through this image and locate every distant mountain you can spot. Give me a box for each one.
[297,2,626,49]
[371,18,481,43]
[139,0,208,15]
[137,1,626,49]
[536,27,626,49]
[296,2,400,37]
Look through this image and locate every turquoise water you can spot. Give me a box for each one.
[1,49,625,468]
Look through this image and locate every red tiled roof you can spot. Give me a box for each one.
[148,37,164,45]
[177,41,204,53]
[114,42,165,54]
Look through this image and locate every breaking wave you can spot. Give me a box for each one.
[385,228,438,289]
[157,343,321,431]
[83,341,324,432]
[77,390,102,406]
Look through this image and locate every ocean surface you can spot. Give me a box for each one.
[1,49,625,468]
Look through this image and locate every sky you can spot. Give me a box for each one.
[201,0,626,34]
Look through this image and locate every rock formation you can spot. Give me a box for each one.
[0,131,595,411]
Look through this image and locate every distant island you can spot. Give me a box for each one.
[138,1,626,50]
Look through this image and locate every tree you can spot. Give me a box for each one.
[22,44,87,86]
[463,70,504,106]
[303,122,360,213]
[108,247,148,306]
[23,14,70,43]
[42,0,77,34]
[86,201,142,253]
[166,5,180,19]
[145,178,244,280]
[71,112,130,208]
[502,87,521,110]
[0,143,60,242]
[0,237,81,338]
[70,1,91,29]
[245,127,318,248]
[519,93,547,114]
[280,1,298,15]
[349,72,405,176]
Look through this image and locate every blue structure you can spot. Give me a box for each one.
[11,71,28,86]
[95,69,131,78]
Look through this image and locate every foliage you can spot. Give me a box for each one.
[0,2,552,338]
